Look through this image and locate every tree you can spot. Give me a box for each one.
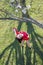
[0,0,43,28]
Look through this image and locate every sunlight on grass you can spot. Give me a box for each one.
[0,0,43,65]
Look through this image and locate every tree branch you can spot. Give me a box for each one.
[0,17,43,29]
[0,9,43,29]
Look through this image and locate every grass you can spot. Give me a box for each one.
[0,20,43,65]
[0,0,43,65]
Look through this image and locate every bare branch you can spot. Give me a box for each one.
[0,9,43,29]
[0,17,43,29]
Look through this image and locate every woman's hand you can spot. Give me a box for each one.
[16,34,23,39]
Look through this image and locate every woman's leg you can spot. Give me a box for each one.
[26,40,31,48]
[20,40,24,46]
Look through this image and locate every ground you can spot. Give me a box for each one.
[0,0,43,65]
[0,20,43,65]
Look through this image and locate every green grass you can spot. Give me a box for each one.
[0,20,43,65]
[0,0,43,65]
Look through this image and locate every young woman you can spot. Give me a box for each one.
[13,28,31,48]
